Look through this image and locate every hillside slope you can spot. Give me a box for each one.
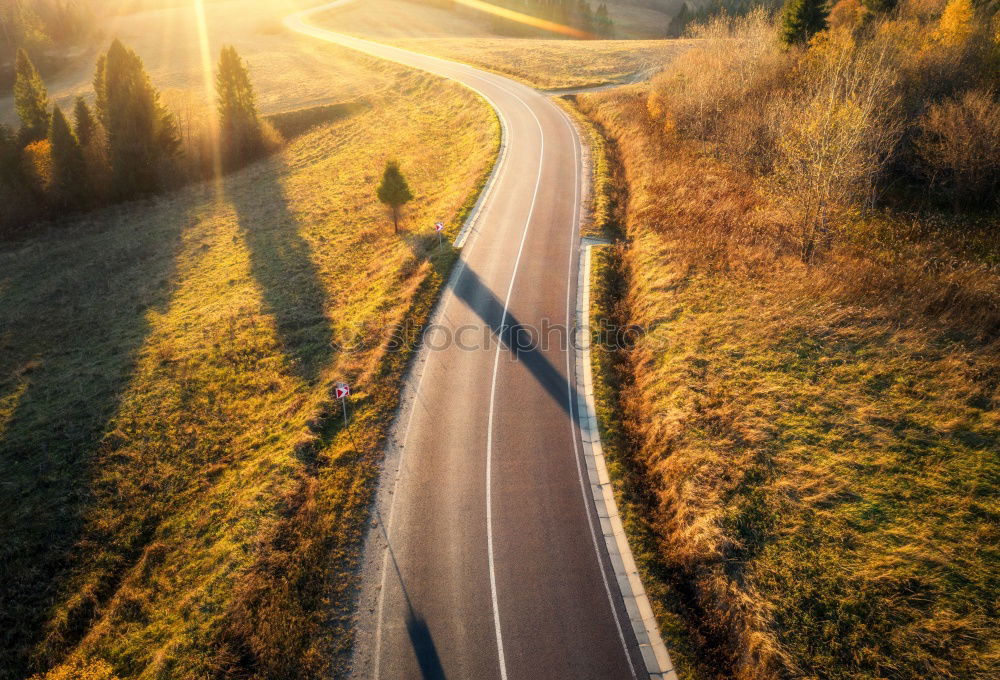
[0,63,497,679]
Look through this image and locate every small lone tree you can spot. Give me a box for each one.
[14,48,50,144]
[780,0,829,46]
[216,45,262,166]
[377,160,413,233]
[48,105,86,208]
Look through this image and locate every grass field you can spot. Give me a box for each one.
[0,53,498,680]
[576,84,999,680]
[2,0,688,125]
[323,0,691,89]
[0,0,401,126]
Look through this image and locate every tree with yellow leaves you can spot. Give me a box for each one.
[934,0,975,47]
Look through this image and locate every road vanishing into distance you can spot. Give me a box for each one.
[287,3,654,678]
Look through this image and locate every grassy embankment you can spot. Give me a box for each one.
[575,7,999,680]
[324,0,691,89]
[0,47,498,680]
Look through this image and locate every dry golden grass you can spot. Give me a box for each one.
[0,59,498,680]
[322,0,692,89]
[393,36,691,89]
[578,79,999,680]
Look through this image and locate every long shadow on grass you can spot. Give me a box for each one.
[0,204,188,679]
[228,159,334,383]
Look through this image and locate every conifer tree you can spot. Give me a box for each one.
[73,97,96,149]
[93,52,108,128]
[14,48,50,144]
[780,0,829,45]
[376,160,413,233]
[595,3,612,37]
[668,2,691,37]
[0,123,21,187]
[48,105,86,207]
[94,39,179,198]
[216,45,262,166]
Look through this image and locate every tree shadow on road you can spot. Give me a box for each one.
[451,265,572,414]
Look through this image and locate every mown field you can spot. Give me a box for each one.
[325,0,690,89]
[0,50,498,680]
[577,53,999,680]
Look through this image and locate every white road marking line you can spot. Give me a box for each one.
[282,15,520,680]
[556,105,640,680]
[563,104,677,677]
[483,94,547,680]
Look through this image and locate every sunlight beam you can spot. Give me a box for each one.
[453,0,595,40]
[193,0,223,190]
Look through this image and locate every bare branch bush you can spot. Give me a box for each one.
[772,29,903,261]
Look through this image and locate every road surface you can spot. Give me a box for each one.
[286,4,648,678]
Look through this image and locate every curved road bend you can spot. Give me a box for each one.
[286,4,646,679]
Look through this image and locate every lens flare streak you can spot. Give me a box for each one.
[453,0,594,39]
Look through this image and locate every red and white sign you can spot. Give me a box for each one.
[335,383,350,399]
[434,222,445,233]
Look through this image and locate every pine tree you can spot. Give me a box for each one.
[73,97,96,148]
[216,45,262,166]
[780,0,829,45]
[595,3,612,37]
[0,123,21,187]
[376,161,413,233]
[94,39,179,198]
[93,52,108,128]
[667,2,691,38]
[48,106,86,208]
[14,48,50,144]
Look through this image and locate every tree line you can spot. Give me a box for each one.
[1,41,271,234]
[0,0,96,54]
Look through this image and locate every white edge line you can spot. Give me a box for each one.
[553,88,677,680]
[283,5,518,679]
[575,237,678,680]
[557,108,638,679]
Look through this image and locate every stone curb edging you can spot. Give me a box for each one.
[576,237,678,680]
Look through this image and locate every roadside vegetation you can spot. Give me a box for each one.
[577,1,1000,678]
[0,41,498,680]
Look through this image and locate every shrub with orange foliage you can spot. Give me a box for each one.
[918,88,1000,207]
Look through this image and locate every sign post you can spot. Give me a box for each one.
[335,382,350,425]
[434,222,445,250]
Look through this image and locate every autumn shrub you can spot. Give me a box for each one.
[774,29,903,260]
[916,88,1000,208]
[579,8,1000,679]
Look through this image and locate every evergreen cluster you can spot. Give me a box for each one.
[0,1,96,55]
[668,0,784,38]
[1,42,267,234]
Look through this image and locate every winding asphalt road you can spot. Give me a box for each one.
[286,4,648,678]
